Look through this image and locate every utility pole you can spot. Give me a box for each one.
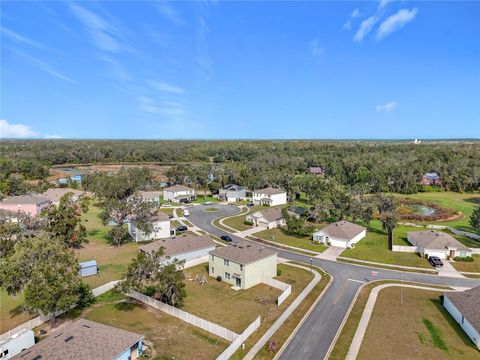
[401,273,404,305]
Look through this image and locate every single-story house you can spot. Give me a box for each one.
[443,286,480,349]
[42,188,86,205]
[246,208,298,229]
[251,187,287,207]
[421,172,442,186]
[209,242,277,289]
[139,233,216,264]
[312,221,367,248]
[58,175,82,185]
[137,191,162,203]
[307,166,325,176]
[11,319,143,360]
[406,230,472,259]
[163,185,196,203]
[0,195,51,217]
[218,184,246,202]
[79,260,98,277]
[128,212,173,242]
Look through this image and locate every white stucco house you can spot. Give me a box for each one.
[139,233,216,264]
[162,185,196,203]
[443,286,480,349]
[251,187,287,206]
[312,221,366,248]
[218,184,246,202]
[137,191,162,204]
[407,230,472,259]
[128,213,173,242]
[209,242,277,289]
[246,207,298,229]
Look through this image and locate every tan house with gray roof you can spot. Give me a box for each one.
[246,208,298,229]
[407,230,472,259]
[312,221,367,248]
[209,242,277,289]
[444,286,480,348]
[163,185,196,203]
[11,319,143,360]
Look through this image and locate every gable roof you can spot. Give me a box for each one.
[424,172,440,179]
[139,233,215,257]
[42,188,85,203]
[315,221,366,241]
[308,167,324,174]
[249,208,295,222]
[79,260,97,269]
[253,187,285,196]
[222,184,244,191]
[445,286,480,332]
[210,242,277,265]
[407,230,470,251]
[1,195,51,205]
[11,319,142,360]
[138,190,162,199]
[163,185,193,192]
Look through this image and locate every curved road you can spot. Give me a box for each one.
[186,204,480,360]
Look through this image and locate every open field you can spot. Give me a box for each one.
[402,192,480,233]
[221,206,259,231]
[357,287,479,359]
[329,281,453,360]
[451,255,480,273]
[183,263,313,334]
[0,290,35,333]
[341,221,432,268]
[255,227,327,253]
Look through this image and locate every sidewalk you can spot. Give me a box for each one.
[234,226,265,237]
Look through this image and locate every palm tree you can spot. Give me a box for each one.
[376,194,398,250]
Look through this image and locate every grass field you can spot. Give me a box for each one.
[255,227,327,253]
[403,192,480,233]
[357,287,479,360]
[84,297,228,359]
[451,255,480,273]
[221,206,258,231]
[342,220,432,268]
[0,290,35,333]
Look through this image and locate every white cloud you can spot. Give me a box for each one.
[343,8,361,30]
[354,16,379,42]
[44,134,63,139]
[156,2,184,26]
[69,3,121,52]
[378,0,392,10]
[0,26,50,51]
[309,39,325,56]
[376,101,398,113]
[150,81,185,94]
[377,8,418,40]
[0,120,38,138]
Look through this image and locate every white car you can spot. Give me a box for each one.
[183,209,190,217]
[204,201,213,205]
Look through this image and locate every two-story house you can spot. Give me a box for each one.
[128,212,173,242]
[251,187,287,206]
[162,185,196,203]
[218,184,246,202]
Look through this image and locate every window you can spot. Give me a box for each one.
[211,255,214,261]
[240,264,243,271]
[224,259,229,266]
[211,266,214,274]
[1,349,9,358]
[225,272,231,280]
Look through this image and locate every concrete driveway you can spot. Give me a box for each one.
[187,204,480,360]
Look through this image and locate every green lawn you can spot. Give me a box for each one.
[357,287,479,360]
[403,192,480,233]
[254,227,327,253]
[451,255,480,273]
[0,290,36,333]
[159,207,174,216]
[194,195,220,204]
[342,220,431,268]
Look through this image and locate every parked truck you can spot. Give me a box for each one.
[0,329,35,359]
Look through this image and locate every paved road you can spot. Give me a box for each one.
[188,204,480,360]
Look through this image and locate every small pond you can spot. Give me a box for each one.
[406,204,437,216]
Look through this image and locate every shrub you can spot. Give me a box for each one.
[267,340,278,353]
[454,256,474,262]
[244,220,254,226]
[144,285,156,297]
[216,276,222,282]
[276,268,282,276]
[77,283,95,309]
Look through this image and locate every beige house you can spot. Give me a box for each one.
[137,191,162,203]
[246,208,298,229]
[128,212,173,242]
[163,185,196,203]
[407,230,472,259]
[42,188,86,205]
[251,187,287,206]
[209,242,277,289]
[312,221,366,248]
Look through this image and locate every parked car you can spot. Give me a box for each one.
[162,204,172,207]
[183,209,190,217]
[246,203,255,207]
[204,201,213,205]
[220,235,232,242]
[168,215,174,219]
[176,225,188,232]
[428,256,443,268]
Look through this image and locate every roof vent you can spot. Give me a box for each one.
[64,336,74,342]
[82,324,91,328]
[54,333,63,338]
[32,356,42,360]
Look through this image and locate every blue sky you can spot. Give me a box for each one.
[1,1,479,139]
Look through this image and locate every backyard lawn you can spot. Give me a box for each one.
[183,263,313,334]
[451,255,480,273]
[341,221,431,268]
[357,287,479,360]
[84,298,229,359]
[403,192,480,233]
[0,290,36,333]
[254,227,327,253]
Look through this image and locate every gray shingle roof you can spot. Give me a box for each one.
[1,195,51,205]
[317,221,366,240]
[12,319,142,360]
[253,187,285,195]
[42,188,85,203]
[249,208,295,222]
[445,286,480,332]
[210,242,277,265]
[139,233,215,257]
[407,230,470,251]
[164,185,193,192]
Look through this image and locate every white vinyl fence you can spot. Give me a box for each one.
[216,316,261,360]
[0,280,119,341]
[399,222,480,241]
[392,245,418,253]
[470,248,480,255]
[129,291,239,341]
[263,278,292,306]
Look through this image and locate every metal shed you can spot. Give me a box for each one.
[79,260,98,277]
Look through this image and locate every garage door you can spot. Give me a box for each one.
[426,250,447,259]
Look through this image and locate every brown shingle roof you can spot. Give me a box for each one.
[163,185,193,192]
[1,195,51,205]
[253,187,285,195]
[445,286,480,332]
[42,188,85,203]
[317,221,366,240]
[12,319,142,360]
[138,190,162,199]
[139,233,215,257]
[210,242,277,265]
[407,230,470,251]
[308,167,324,174]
